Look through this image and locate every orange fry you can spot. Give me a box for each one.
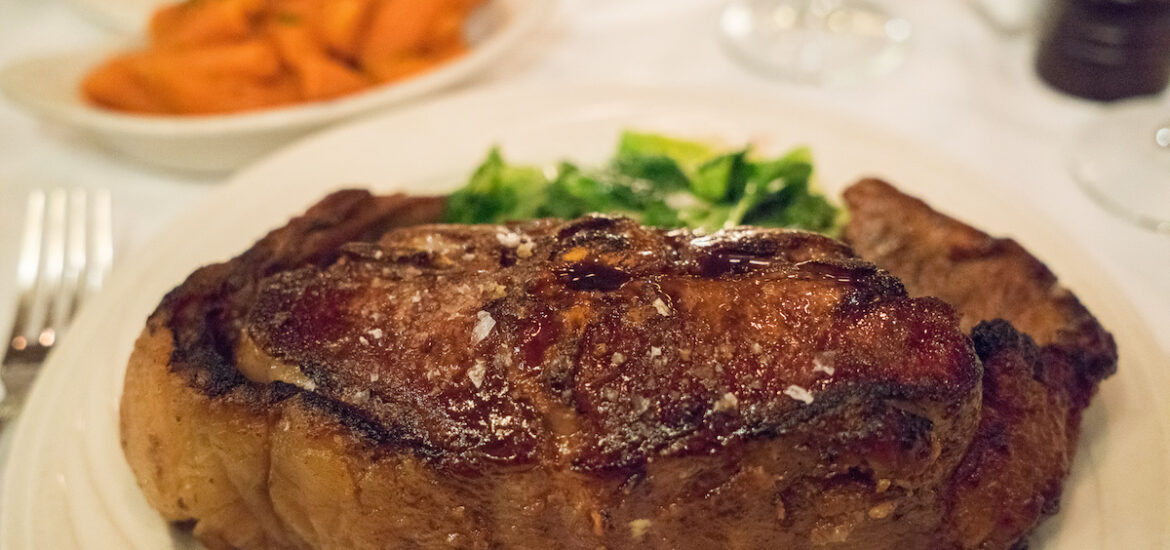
[150,0,265,49]
[82,56,168,114]
[84,0,485,115]
[268,23,370,100]
[361,0,451,63]
[315,0,376,61]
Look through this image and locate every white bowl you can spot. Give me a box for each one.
[62,0,172,33]
[0,0,553,174]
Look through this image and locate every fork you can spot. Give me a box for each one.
[0,189,113,435]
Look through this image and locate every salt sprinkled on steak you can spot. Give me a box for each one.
[784,385,814,404]
[712,392,739,412]
[467,359,486,388]
[472,311,495,344]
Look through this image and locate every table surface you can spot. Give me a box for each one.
[0,0,1167,389]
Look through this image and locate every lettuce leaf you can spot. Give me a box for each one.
[443,131,840,236]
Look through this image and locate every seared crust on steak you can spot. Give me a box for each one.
[122,190,986,549]
[842,178,1118,549]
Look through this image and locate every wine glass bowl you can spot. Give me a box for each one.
[1070,101,1170,233]
[718,0,912,87]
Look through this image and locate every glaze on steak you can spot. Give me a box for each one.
[122,189,984,549]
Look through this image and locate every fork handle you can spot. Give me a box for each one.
[0,362,40,434]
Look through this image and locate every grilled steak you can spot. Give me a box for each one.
[842,178,1117,549]
[122,189,985,549]
[121,180,1114,550]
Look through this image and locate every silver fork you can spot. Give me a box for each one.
[0,189,113,435]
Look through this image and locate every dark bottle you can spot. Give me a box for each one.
[1036,0,1170,101]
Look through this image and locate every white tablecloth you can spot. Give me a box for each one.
[1,0,1167,383]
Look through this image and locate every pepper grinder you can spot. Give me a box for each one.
[1036,0,1170,101]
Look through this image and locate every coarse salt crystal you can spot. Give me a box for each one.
[812,358,835,376]
[369,328,383,339]
[784,385,814,404]
[650,346,662,358]
[359,336,369,345]
[713,392,739,412]
[517,241,535,258]
[496,232,522,248]
[868,502,896,519]
[472,311,495,344]
[611,352,626,366]
[652,298,671,316]
[467,360,486,388]
[370,373,380,382]
[629,519,652,539]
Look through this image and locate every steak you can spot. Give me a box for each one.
[122,189,985,549]
[121,180,1114,549]
[842,178,1117,548]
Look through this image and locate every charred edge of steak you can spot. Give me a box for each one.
[841,178,1117,402]
[943,320,1080,549]
[157,190,447,402]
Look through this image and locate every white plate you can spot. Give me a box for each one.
[2,86,1167,549]
[0,0,552,174]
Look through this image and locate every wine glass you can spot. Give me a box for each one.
[1069,101,1170,233]
[718,0,912,87]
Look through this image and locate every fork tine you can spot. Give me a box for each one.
[9,191,45,351]
[15,191,45,293]
[2,188,113,426]
[87,189,113,299]
[32,190,67,348]
[62,189,88,322]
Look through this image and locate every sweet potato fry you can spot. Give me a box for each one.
[138,54,300,114]
[84,0,484,115]
[172,38,285,78]
[268,23,369,100]
[362,47,466,83]
[82,55,168,114]
[360,0,450,61]
[315,0,376,61]
[135,39,295,113]
[150,0,265,49]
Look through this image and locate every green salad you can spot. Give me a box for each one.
[443,131,841,235]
